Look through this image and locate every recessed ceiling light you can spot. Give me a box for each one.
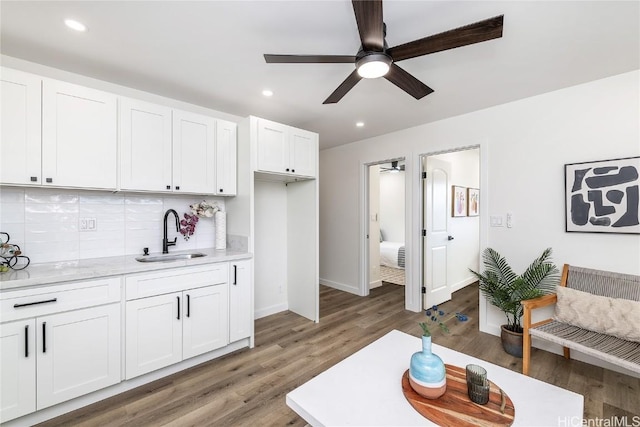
[64,19,87,32]
[356,122,364,127]
[262,89,273,97]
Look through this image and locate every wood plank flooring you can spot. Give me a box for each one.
[38,283,639,426]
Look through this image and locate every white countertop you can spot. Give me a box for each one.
[0,248,252,291]
[287,330,584,427]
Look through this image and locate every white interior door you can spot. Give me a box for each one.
[423,157,452,307]
[369,165,381,289]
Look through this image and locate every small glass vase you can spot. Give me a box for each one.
[409,335,447,399]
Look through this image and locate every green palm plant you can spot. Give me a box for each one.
[470,247,560,333]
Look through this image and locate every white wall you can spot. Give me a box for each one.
[379,170,405,243]
[431,149,480,291]
[319,70,640,338]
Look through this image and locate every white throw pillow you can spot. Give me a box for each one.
[554,286,640,343]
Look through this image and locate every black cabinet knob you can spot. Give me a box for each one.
[292,169,295,173]
[286,168,290,172]
[46,178,52,183]
[219,189,223,193]
[175,186,180,190]
[30,176,38,182]
[166,185,171,190]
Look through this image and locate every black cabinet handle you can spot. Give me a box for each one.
[186,294,190,318]
[14,298,57,308]
[30,176,38,182]
[233,265,237,285]
[42,322,46,353]
[175,186,180,191]
[25,325,29,358]
[166,185,171,190]
[177,296,180,320]
[46,178,53,183]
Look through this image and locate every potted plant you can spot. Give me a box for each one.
[469,247,559,357]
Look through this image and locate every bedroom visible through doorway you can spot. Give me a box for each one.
[368,160,406,292]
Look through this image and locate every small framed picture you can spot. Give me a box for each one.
[467,188,479,216]
[452,186,467,217]
[565,156,640,234]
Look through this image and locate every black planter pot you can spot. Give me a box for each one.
[500,325,523,358]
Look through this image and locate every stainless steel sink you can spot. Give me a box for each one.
[135,252,207,263]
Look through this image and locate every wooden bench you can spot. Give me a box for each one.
[522,264,640,376]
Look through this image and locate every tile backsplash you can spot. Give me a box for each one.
[0,187,226,264]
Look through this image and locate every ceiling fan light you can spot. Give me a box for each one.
[356,54,392,79]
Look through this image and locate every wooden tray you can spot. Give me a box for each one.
[402,364,515,427]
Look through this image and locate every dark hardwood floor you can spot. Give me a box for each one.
[38,283,639,426]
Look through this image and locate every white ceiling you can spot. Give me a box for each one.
[1,1,638,150]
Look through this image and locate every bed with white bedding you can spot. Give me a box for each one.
[380,241,405,269]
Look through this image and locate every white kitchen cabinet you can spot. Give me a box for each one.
[125,292,183,379]
[0,319,36,423]
[125,285,229,379]
[42,79,117,189]
[256,118,317,178]
[124,264,231,379]
[37,304,121,410]
[229,260,252,343]
[215,119,238,196]
[0,277,121,423]
[183,284,229,359]
[0,67,42,186]
[173,110,217,194]
[119,98,173,192]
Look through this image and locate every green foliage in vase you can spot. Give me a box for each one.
[470,247,559,333]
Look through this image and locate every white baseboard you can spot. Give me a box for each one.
[451,276,477,293]
[370,279,382,289]
[319,277,360,295]
[254,302,288,319]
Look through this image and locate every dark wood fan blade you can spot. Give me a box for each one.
[388,15,504,62]
[352,0,384,51]
[384,64,434,100]
[323,70,362,104]
[264,54,356,63]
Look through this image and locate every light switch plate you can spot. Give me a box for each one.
[490,216,504,227]
[79,217,97,232]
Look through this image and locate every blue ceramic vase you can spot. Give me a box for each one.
[409,335,447,399]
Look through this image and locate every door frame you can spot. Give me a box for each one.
[419,143,488,321]
[359,157,407,298]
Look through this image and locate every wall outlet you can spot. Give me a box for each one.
[79,217,97,232]
[506,212,513,228]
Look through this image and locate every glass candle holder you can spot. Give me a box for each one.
[466,364,490,405]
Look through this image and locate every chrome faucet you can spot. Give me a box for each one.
[163,209,180,254]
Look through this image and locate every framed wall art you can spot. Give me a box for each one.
[452,186,467,217]
[467,188,479,216]
[565,156,640,234]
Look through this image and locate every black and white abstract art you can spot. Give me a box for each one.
[565,156,640,234]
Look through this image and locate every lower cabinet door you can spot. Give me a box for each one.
[125,292,182,379]
[0,319,36,423]
[229,260,252,343]
[36,304,121,410]
[183,285,229,360]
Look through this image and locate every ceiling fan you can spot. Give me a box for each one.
[381,161,405,173]
[264,0,504,104]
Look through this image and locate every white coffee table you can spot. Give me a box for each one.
[286,330,583,426]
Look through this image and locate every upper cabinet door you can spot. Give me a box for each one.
[0,68,42,186]
[289,128,317,178]
[215,119,237,196]
[256,119,289,174]
[120,98,173,192]
[42,79,117,189]
[173,110,216,194]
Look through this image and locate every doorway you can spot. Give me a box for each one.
[364,158,407,296]
[421,148,480,309]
